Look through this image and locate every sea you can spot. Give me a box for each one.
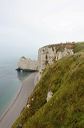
[0,58,31,117]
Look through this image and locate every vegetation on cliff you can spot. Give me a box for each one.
[12,42,84,128]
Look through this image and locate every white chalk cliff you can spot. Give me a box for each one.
[38,43,75,73]
[17,43,75,75]
[17,56,38,70]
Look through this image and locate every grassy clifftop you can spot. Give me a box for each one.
[74,42,84,53]
[12,42,84,128]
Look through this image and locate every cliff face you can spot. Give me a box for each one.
[17,56,38,70]
[38,43,75,72]
[12,42,84,128]
[17,43,75,72]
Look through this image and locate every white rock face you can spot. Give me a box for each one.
[47,91,53,102]
[27,104,30,108]
[17,56,38,70]
[38,43,75,73]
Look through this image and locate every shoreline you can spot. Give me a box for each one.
[0,84,22,122]
[0,72,37,128]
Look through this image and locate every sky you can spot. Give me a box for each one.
[0,0,84,60]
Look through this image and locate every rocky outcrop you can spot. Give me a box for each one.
[38,43,75,73]
[16,43,75,77]
[46,91,53,102]
[17,56,38,71]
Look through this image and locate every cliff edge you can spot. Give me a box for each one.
[38,43,75,73]
[12,42,84,128]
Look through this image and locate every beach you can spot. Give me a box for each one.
[0,72,37,128]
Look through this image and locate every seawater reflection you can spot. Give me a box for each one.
[17,71,32,81]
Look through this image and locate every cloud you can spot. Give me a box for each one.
[0,0,84,59]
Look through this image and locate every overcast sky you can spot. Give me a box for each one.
[0,0,84,60]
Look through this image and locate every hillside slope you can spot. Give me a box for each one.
[74,42,84,53]
[12,42,84,128]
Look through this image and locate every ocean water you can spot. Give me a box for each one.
[0,59,31,117]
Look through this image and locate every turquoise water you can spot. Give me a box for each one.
[0,61,31,117]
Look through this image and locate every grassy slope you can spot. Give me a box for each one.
[12,42,84,128]
[74,42,84,53]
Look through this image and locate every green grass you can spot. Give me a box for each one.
[74,42,84,53]
[12,42,84,128]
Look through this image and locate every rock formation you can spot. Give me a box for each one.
[16,43,75,75]
[46,91,53,102]
[38,43,75,73]
[17,56,38,71]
